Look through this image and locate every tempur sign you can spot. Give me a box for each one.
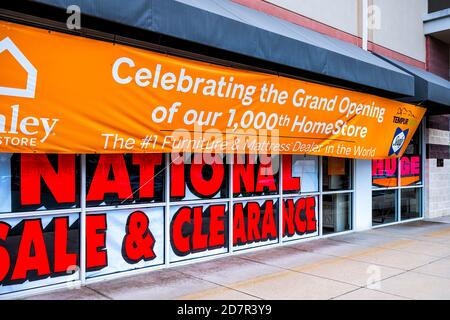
[0,37,59,148]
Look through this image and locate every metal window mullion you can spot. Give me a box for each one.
[232,194,282,202]
[168,197,231,206]
[85,202,165,212]
[351,159,355,230]
[0,208,81,220]
[372,186,402,192]
[371,216,423,229]
[421,120,425,218]
[321,189,355,195]
[165,153,170,266]
[80,154,86,285]
[319,156,323,237]
[399,184,424,190]
[283,192,320,199]
[278,155,283,244]
[397,156,401,221]
[229,156,234,254]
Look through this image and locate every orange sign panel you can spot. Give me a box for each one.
[0,21,425,158]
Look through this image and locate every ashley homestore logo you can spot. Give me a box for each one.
[0,36,58,145]
[0,36,37,98]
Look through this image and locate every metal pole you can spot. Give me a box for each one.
[229,154,234,254]
[278,155,283,244]
[80,154,86,285]
[165,153,170,266]
[362,0,369,50]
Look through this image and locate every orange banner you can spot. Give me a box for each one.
[0,21,425,158]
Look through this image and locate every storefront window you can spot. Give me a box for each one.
[282,155,318,194]
[400,129,422,186]
[87,207,165,278]
[322,157,352,191]
[0,153,359,296]
[0,154,80,213]
[321,157,353,235]
[0,213,80,294]
[282,196,319,242]
[233,199,279,251]
[233,154,279,198]
[322,193,352,235]
[372,189,397,225]
[170,153,228,202]
[169,202,229,262]
[372,158,398,188]
[371,124,423,225]
[86,154,165,207]
[401,188,422,220]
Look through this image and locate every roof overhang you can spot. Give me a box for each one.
[424,8,450,44]
[29,0,415,97]
[377,55,450,115]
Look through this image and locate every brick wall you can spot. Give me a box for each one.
[426,36,450,80]
[426,159,450,218]
[425,115,450,218]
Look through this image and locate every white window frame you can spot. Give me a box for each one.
[0,154,355,299]
[371,122,425,228]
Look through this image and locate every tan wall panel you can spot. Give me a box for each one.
[265,0,360,36]
[371,0,427,62]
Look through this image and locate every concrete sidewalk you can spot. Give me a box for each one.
[28,216,450,300]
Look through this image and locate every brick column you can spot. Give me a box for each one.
[425,115,450,218]
[426,36,450,80]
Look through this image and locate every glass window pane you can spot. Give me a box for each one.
[0,154,80,213]
[401,188,422,220]
[233,154,279,197]
[282,155,318,194]
[322,193,352,235]
[233,199,279,251]
[0,213,80,295]
[87,207,165,278]
[322,157,351,191]
[169,202,229,262]
[170,153,228,202]
[372,158,398,188]
[282,196,319,242]
[401,128,422,186]
[372,189,398,226]
[86,154,165,207]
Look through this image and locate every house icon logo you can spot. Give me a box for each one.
[0,37,37,98]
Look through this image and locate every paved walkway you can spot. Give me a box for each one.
[28,216,450,300]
